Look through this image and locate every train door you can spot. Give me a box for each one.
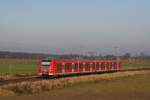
[99,62,101,71]
[72,63,75,72]
[74,63,78,72]
[101,62,105,71]
[55,62,62,74]
[96,62,99,71]
[83,62,86,72]
[62,63,65,74]
[118,62,121,70]
[90,62,93,72]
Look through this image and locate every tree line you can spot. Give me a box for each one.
[0,51,150,60]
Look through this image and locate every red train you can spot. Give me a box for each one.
[38,58,122,77]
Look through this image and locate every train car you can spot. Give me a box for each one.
[38,58,122,78]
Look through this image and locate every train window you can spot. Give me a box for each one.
[65,64,69,71]
[110,63,113,68]
[66,63,72,71]
[74,64,78,70]
[107,63,109,67]
[113,62,116,68]
[41,60,51,69]
[101,62,105,69]
[42,59,51,62]
[79,64,83,70]
[101,62,104,67]
[96,63,99,69]
[86,63,90,70]
[91,63,94,69]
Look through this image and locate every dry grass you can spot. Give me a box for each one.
[0,88,15,96]
[0,71,150,96]
[0,75,16,81]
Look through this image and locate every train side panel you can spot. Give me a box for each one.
[38,59,122,76]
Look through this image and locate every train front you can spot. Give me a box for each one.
[38,59,51,77]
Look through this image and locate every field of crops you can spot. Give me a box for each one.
[0,58,150,75]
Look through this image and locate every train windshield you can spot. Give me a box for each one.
[41,60,51,69]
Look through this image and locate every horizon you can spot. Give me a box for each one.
[0,50,149,57]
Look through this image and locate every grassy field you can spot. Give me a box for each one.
[0,58,150,75]
[123,59,150,68]
[0,59,39,75]
[0,71,150,100]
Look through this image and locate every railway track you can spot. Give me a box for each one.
[0,67,150,86]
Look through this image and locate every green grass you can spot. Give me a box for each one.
[0,59,38,75]
[123,59,150,68]
[0,64,37,75]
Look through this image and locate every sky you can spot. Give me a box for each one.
[0,0,150,55]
